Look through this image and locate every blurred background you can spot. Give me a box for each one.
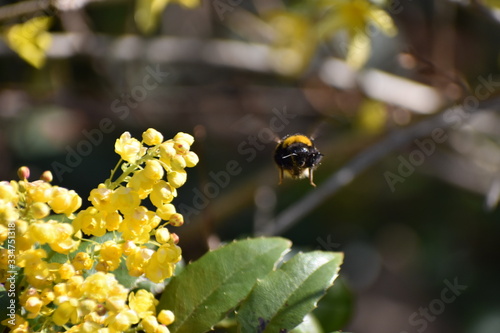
[1,0,500,332]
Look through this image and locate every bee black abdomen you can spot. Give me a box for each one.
[274,134,323,185]
[274,142,322,177]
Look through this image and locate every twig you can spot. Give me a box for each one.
[265,96,500,236]
[0,0,52,21]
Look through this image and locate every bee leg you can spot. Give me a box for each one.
[309,169,316,187]
[278,168,284,185]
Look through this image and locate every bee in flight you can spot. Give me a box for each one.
[274,133,323,187]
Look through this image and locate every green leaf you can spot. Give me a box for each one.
[237,251,343,333]
[313,277,354,331]
[158,237,291,333]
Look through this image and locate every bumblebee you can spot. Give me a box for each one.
[274,134,323,187]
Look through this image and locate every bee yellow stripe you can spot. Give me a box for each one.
[282,135,313,147]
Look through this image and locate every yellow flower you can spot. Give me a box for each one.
[141,315,159,333]
[73,207,107,237]
[171,154,187,170]
[0,200,19,224]
[173,139,190,155]
[48,187,82,216]
[157,242,182,263]
[122,240,137,256]
[159,141,177,161]
[81,272,120,303]
[128,170,156,199]
[5,16,52,68]
[129,289,158,318]
[144,159,165,180]
[184,151,199,167]
[157,309,175,326]
[40,288,55,305]
[150,180,175,208]
[156,324,171,333]
[28,220,57,244]
[59,262,76,280]
[78,298,97,316]
[24,296,43,318]
[135,0,200,34]
[174,132,195,146]
[264,11,317,76]
[111,186,141,215]
[72,252,94,271]
[119,206,156,243]
[95,259,118,272]
[155,228,170,244]
[50,235,80,254]
[143,128,164,145]
[156,203,176,220]
[103,210,122,231]
[167,169,187,188]
[100,240,123,261]
[28,220,77,254]
[0,181,19,203]
[17,248,47,272]
[52,299,79,326]
[89,184,115,212]
[30,202,50,219]
[106,294,127,312]
[144,243,180,283]
[115,132,146,163]
[168,213,184,227]
[144,255,174,283]
[125,246,154,277]
[0,130,196,332]
[97,241,122,271]
[317,0,397,68]
[0,224,8,243]
[106,309,139,332]
[26,180,53,203]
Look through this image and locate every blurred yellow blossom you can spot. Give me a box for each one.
[264,11,317,76]
[135,0,200,34]
[4,16,52,68]
[317,0,397,68]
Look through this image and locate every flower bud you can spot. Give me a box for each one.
[158,310,175,326]
[170,233,179,244]
[17,166,30,180]
[167,170,187,188]
[143,128,164,146]
[155,228,170,244]
[184,151,199,167]
[174,132,194,146]
[40,170,53,182]
[169,213,184,227]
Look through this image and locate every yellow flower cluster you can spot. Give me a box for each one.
[0,129,198,333]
